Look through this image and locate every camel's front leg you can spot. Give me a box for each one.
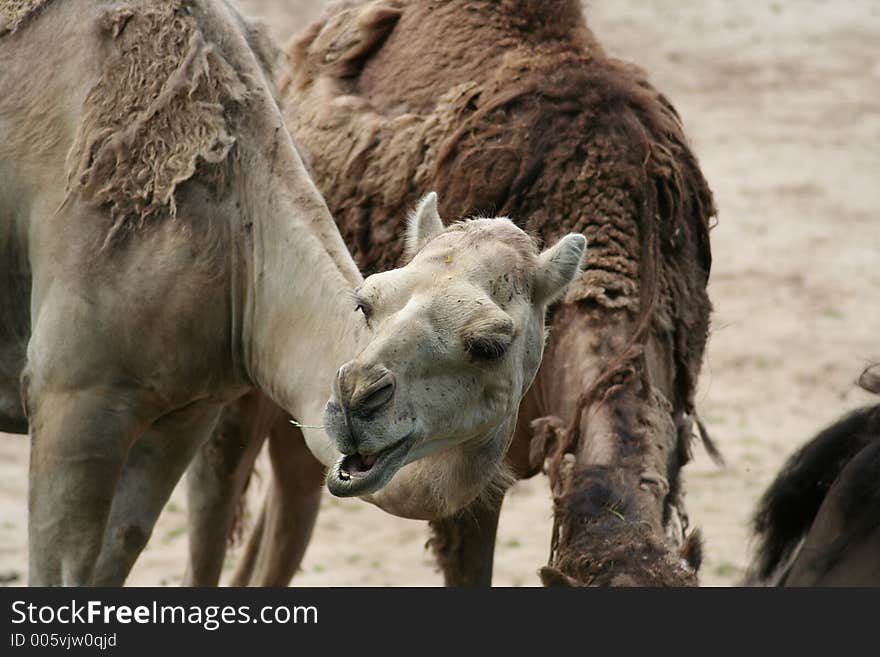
[27,388,150,586]
[93,402,224,586]
[428,494,504,587]
[183,392,278,586]
[230,419,324,586]
[427,395,541,587]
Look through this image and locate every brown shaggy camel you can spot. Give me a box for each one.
[0,0,585,585]
[186,0,717,587]
[749,367,880,586]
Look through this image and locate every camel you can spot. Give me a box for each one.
[186,0,717,587]
[0,0,585,585]
[749,367,880,586]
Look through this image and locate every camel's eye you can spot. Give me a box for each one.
[462,314,514,362]
[464,335,510,361]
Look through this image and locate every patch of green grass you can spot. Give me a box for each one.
[607,506,625,521]
[163,524,186,544]
[713,561,740,579]
[753,356,771,370]
[741,451,763,465]
[820,307,842,319]
[703,412,726,426]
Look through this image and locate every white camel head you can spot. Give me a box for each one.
[323,192,586,519]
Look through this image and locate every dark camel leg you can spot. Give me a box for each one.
[230,417,324,586]
[182,391,278,586]
[428,494,505,587]
[230,498,265,585]
[426,390,540,587]
[93,402,223,586]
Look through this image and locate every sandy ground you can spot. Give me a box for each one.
[1,0,878,587]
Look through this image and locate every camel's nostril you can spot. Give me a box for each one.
[353,372,395,416]
[334,362,355,407]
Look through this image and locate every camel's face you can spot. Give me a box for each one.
[323,194,586,519]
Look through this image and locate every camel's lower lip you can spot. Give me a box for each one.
[326,436,413,498]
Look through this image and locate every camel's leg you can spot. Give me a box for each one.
[92,401,223,586]
[182,392,278,586]
[426,389,540,587]
[230,419,324,586]
[27,388,151,586]
[428,494,505,587]
[230,497,265,585]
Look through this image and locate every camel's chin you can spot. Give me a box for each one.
[325,435,413,498]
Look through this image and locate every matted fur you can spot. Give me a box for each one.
[0,0,52,35]
[284,0,714,584]
[286,0,712,376]
[65,0,247,243]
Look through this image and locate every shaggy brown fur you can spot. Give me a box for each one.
[65,0,247,244]
[284,0,714,585]
[541,517,700,587]
[286,0,712,348]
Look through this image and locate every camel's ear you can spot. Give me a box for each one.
[405,192,444,257]
[534,233,587,305]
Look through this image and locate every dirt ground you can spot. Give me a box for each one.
[1,0,877,587]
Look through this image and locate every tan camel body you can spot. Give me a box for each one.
[186,0,716,587]
[0,0,584,585]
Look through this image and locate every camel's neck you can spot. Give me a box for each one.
[239,123,365,463]
[532,304,695,584]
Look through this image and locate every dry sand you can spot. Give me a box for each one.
[1,0,878,586]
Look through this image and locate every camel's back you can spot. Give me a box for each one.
[288,0,715,431]
[304,0,712,284]
[358,0,591,116]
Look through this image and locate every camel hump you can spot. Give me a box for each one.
[63,0,250,245]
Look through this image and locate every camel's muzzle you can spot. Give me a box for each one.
[326,434,413,497]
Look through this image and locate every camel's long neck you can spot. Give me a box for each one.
[532,304,695,585]
[239,124,365,463]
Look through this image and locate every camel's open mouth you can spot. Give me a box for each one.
[326,436,413,498]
